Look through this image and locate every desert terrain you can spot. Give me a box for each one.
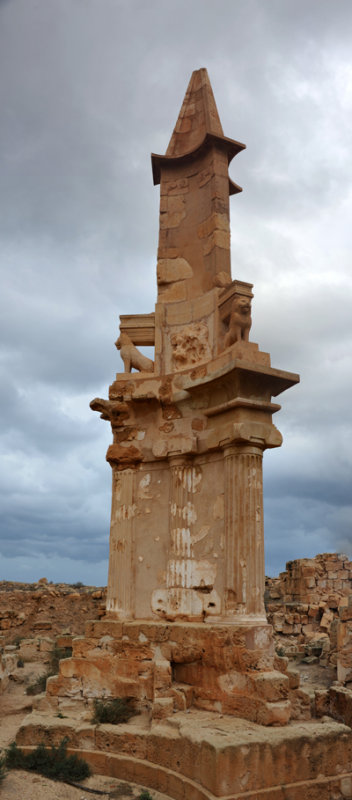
[0,580,171,799]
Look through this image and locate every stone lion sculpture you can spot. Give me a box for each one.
[115,332,154,373]
[224,295,252,348]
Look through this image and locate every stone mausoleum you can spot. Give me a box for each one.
[18,69,352,800]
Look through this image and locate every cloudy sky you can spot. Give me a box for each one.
[1,0,351,585]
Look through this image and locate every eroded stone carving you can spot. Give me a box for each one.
[224,294,252,348]
[115,332,154,373]
[171,322,210,369]
[89,397,130,423]
[213,270,232,288]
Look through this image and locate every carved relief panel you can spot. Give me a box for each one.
[171,321,211,371]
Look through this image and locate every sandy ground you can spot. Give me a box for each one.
[0,663,171,800]
[1,771,171,799]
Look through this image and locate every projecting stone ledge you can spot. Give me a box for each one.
[17,710,352,800]
[108,344,299,402]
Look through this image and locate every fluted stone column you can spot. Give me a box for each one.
[106,468,135,618]
[166,456,200,617]
[223,444,266,621]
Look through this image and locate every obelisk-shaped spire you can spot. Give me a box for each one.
[152,69,245,303]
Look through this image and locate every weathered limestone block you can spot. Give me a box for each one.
[252,671,289,702]
[328,684,352,727]
[159,194,186,229]
[15,712,352,799]
[289,687,314,721]
[320,609,334,630]
[157,257,193,285]
[2,650,17,674]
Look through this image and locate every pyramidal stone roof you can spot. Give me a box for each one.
[151,67,246,194]
[165,67,224,157]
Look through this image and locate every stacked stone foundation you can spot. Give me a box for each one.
[44,618,298,726]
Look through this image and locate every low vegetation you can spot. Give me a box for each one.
[26,672,47,695]
[5,738,91,782]
[26,644,73,696]
[91,697,136,725]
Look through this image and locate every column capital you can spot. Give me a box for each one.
[223,443,263,459]
[168,453,193,468]
[220,421,282,452]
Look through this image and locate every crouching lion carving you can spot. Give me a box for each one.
[224,295,252,348]
[115,332,154,373]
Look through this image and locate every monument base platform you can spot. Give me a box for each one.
[43,618,308,726]
[17,709,352,799]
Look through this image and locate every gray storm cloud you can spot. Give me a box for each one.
[1,0,352,582]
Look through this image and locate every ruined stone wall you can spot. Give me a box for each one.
[267,553,352,605]
[337,597,352,684]
[266,553,352,667]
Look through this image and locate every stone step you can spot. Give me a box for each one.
[16,711,352,800]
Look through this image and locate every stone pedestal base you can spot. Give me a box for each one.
[17,710,352,799]
[45,618,299,726]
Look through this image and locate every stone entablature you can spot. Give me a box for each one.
[98,350,296,625]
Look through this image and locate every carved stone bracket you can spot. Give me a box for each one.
[106,443,143,470]
[90,397,130,424]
